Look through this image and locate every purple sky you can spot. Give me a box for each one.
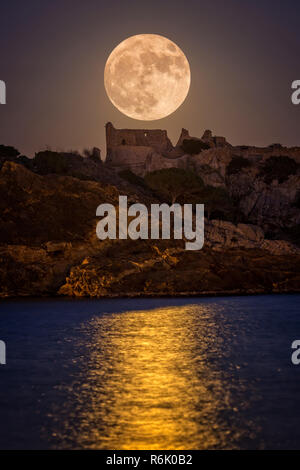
[1,0,300,157]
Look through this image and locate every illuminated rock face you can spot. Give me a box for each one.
[104,124,300,235]
[0,80,6,105]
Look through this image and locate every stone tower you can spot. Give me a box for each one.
[105,122,173,159]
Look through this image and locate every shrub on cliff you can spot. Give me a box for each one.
[286,224,300,247]
[34,151,69,175]
[83,147,101,162]
[268,143,283,149]
[145,168,203,204]
[17,155,33,170]
[293,190,300,209]
[181,139,210,155]
[0,145,20,158]
[193,185,236,220]
[226,156,251,176]
[119,169,146,188]
[259,156,298,184]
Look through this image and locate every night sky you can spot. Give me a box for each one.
[1,0,300,157]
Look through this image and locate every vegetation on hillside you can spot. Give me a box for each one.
[0,141,299,240]
[181,139,210,155]
[293,190,300,209]
[82,147,101,162]
[226,156,252,176]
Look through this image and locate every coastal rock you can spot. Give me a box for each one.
[58,240,300,297]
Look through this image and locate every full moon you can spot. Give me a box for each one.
[104,34,191,120]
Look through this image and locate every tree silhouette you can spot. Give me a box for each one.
[145,168,203,204]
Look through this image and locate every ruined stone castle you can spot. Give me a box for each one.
[105,122,232,178]
[106,122,173,153]
[105,122,300,185]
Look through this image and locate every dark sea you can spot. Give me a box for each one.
[0,294,299,450]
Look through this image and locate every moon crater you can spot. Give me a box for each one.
[104,34,191,120]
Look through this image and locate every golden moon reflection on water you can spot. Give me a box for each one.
[50,304,258,449]
[104,34,191,120]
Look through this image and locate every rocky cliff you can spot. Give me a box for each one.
[106,124,300,239]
